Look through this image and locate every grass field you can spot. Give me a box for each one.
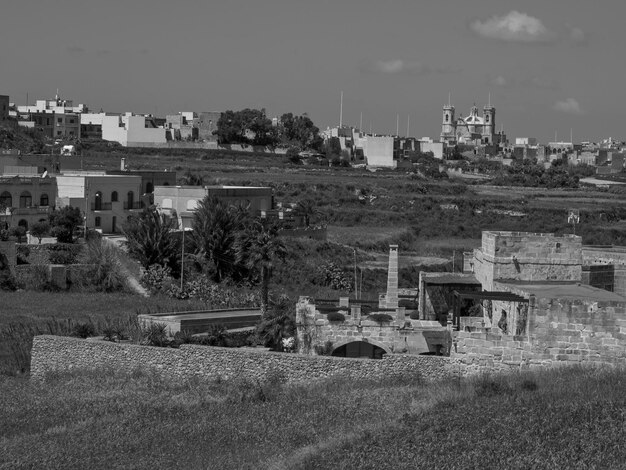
[0,365,623,469]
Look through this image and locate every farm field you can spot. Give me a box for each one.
[0,365,624,469]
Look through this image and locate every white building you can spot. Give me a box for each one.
[364,136,395,168]
[102,113,167,147]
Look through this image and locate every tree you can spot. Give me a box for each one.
[48,206,82,243]
[30,221,50,244]
[280,113,321,150]
[215,108,279,147]
[294,199,320,227]
[190,196,250,283]
[122,207,180,274]
[235,220,286,318]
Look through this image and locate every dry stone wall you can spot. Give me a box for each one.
[30,335,453,384]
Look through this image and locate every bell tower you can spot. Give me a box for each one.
[440,96,456,144]
[482,95,495,144]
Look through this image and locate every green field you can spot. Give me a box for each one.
[0,365,623,469]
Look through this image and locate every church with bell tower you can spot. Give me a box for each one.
[440,97,497,145]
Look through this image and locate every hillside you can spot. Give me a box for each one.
[0,121,48,154]
[0,365,624,469]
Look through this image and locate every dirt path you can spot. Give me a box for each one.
[103,236,150,297]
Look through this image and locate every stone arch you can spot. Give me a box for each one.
[330,339,391,359]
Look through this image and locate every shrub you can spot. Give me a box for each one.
[102,326,117,342]
[314,340,334,355]
[368,313,394,324]
[72,322,96,339]
[78,239,127,292]
[141,264,174,293]
[315,262,352,291]
[327,312,345,322]
[141,322,169,347]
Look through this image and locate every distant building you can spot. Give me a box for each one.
[27,112,81,139]
[102,113,167,147]
[0,173,56,231]
[441,101,496,145]
[364,136,395,168]
[16,93,88,115]
[56,173,144,233]
[154,185,273,228]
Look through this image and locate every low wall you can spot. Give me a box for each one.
[30,335,452,384]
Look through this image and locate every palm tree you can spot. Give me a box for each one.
[122,207,180,273]
[190,196,250,283]
[236,220,286,318]
[294,198,320,227]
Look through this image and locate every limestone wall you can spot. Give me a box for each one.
[475,232,582,289]
[452,297,626,372]
[30,335,452,384]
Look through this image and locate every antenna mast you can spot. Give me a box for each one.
[339,91,343,127]
[407,115,410,138]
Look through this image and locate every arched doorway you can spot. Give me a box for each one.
[331,341,388,359]
[18,219,28,230]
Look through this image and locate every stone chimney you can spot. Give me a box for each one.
[120,158,126,171]
[386,245,399,309]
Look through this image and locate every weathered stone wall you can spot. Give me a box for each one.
[475,232,582,289]
[452,296,626,372]
[296,297,450,356]
[30,335,453,384]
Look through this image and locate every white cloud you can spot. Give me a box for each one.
[567,25,588,46]
[553,98,583,114]
[489,75,558,90]
[471,11,554,43]
[360,59,457,76]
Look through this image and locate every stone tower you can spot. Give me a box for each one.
[482,104,495,144]
[440,104,456,144]
[385,245,399,309]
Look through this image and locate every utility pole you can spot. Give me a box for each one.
[83,178,89,238]
[353,248,358,299]
[180,226,186,290]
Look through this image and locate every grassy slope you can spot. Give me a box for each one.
[0,366,624,469]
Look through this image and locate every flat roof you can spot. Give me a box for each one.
[423,274,480,286]
[498,281,625,302]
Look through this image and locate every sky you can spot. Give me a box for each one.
[1,0,624,142]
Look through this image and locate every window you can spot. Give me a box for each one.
[95,216,101,227]
[445,115,449,122]
[186,200,198,210]
[111,191,118,202]
[40,193,49,206]
[127,191,134,207]
[162,198,172,209]
[0,191,12,208]
[19,191,32,208]
[57,118,62,124]
[94,191,102,211]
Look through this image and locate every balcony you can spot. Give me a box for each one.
[124,201,144,210]
[91,202,113,211]
[11,206,51,216]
